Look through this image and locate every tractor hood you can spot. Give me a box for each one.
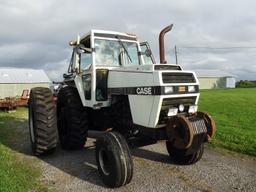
[110,64,183,73]
[107,64,200,128]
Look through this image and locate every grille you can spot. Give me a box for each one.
[162,72,196,83]
[189,116,207,135]
[158,97,196,125]
[154,65,181,71]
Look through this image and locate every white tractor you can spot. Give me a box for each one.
[28,25,216,188]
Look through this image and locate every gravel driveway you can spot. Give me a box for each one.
[8,110,256,192]
[34,138,256,192]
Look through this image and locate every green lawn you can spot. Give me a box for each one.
[199,88,256,156]
[0,108,49,192]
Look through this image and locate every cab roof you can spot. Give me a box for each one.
[69,29,137,46]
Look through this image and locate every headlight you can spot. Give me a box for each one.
[164,86,174,94]
[188,85,196,92]
[167,108,178,116]
[179,104,185,112]
[188,105,198,113]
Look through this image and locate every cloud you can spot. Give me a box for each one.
[0,0,256,80]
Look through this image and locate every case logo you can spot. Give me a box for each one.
[136,87,152,95]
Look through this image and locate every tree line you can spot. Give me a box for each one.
[236,80,256,88]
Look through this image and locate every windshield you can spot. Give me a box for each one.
[94,39,139,66]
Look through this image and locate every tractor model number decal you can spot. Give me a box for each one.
[136,87,152,95]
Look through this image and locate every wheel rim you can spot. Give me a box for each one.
[99,148,111,175]
[29,105,35,143]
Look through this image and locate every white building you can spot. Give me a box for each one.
[0,68,50,99]
[194,70,236,89]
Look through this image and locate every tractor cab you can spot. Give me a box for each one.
[68,30,153,70]
[66,30,156,108]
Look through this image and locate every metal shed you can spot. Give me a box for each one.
[0,68,50,99]
[194,70,236,89]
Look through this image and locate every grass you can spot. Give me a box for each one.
[199,88,256,156]
[0,108,49,192]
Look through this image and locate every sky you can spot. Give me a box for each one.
[1,0,256,81]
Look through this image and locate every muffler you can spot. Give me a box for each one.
[159,24,173,64]
[166,112,216,149]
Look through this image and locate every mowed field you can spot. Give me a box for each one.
[199,88,256,156]
[0,88,255,192]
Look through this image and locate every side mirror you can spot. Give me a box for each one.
[144,49,152,57]
[140,49,152,57]
[75,44,93,54]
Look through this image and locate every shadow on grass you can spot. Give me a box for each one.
[0,111,175,188]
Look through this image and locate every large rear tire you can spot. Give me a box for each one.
[28,87,58,155]
[166,141,204,165]
[95,131,133,188]
[57,86,88,150]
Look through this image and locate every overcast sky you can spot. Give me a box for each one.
[1,0,256,80]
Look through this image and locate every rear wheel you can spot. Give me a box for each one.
[166,141,204,165]
[28,87,58,155]
[95,131,133,188]
[57,86,88,150]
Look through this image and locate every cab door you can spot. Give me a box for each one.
[80,51,92,101]
[76,37,94,107]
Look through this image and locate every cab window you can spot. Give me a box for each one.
[80,53,91,70]
[140,42,155,64]
[80,38,92,70]
[94,39,140,66]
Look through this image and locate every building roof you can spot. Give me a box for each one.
[194,70,236,78]
[0,68,50,84]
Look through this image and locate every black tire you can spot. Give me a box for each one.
[166,141,204,165]
[57,86,88,150]
[28,87,58,155]
[95,131,133,188]
[111,96,133,135]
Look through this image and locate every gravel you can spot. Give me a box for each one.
[36,139,256,192]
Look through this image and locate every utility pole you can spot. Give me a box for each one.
[174,45,178,65]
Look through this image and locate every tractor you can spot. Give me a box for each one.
[28,24,216,188]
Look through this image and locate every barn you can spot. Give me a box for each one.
[0,68,50,99]
[195,70,236,89]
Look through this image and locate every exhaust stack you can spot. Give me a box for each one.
[159,24,173,64]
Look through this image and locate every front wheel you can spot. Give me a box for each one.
[166,141,204,165]
[95,131,133,188]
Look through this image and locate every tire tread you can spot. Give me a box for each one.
[29,87,58,156]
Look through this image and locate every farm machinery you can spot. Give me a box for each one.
[28,24,216,188]
[0,90,29,110]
